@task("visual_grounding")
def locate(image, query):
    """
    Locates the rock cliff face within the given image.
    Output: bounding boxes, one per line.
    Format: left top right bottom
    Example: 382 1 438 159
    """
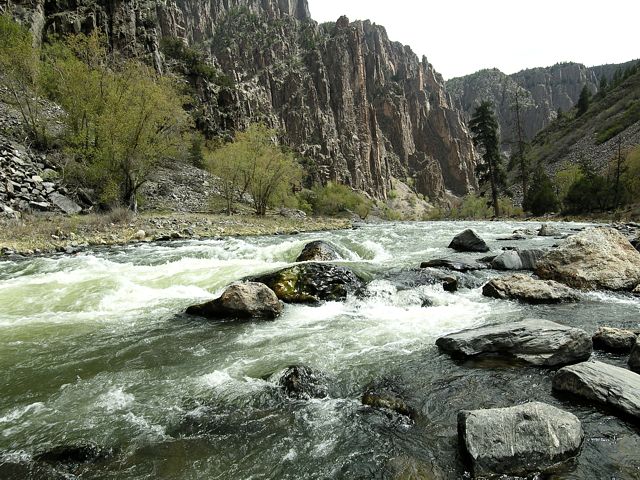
447 62 635 149
5 0 477 201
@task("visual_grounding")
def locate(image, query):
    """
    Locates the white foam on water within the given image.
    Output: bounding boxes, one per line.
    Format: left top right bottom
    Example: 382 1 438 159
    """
98 387 135 413
0 402 47 424
123 412 167 441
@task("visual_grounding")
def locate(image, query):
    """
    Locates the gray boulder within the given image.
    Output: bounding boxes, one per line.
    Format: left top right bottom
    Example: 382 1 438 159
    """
536 227 640 291
277 365 328 400
49 192 82 215
436 319 592 367
592 327 637 353
491 249 545 271
296 240 341 262
459 402 583 478
553 361 640 422
420 259 488 272
539 223 560 237
186 282 283 319
630 343 640 372
482 274 579 304
448 229 490 253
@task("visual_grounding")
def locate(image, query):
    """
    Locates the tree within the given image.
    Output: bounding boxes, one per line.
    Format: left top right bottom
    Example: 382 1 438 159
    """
563 159 611 213
206 124 302 216
508 88 530 197
598 75 609 97
0 14 47 147
469 101 507 217
522 166 559 215
576 85 591 117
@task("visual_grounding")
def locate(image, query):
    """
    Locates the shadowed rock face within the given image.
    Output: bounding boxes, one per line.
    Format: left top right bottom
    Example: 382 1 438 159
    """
7 0 477 203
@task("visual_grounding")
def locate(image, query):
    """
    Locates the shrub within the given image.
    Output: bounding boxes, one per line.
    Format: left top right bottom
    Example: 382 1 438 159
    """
523 168 559 215
309 183 372 219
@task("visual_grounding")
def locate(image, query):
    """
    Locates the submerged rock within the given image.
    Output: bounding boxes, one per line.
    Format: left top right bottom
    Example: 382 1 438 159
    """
630 343 640 372
34 443 111 466
361 379 416 419
420 259 488 272
491 248 545 271
295 240 341 262
535 227 640 291
458 402 583 478
448 229 490 253
186 283 283 319
251 263 364 303
436 319 592 367
592 327 637 353
277 365 328 400
482 274 579 304
553 361 640 422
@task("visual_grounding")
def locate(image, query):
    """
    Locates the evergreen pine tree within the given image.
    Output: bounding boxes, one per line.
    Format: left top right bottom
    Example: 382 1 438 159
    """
576 85 591 117
522 166 559 215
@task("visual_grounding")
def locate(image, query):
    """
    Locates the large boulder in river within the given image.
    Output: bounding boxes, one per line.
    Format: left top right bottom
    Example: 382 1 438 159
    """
482 274 579 304
277 365 328 400
535 227 640 291
592 327 637 353
295 240 341 262
186 283 283 319
630 343 640 373
553 361 640 422
251 263 364 303
491 249 545 271
538 223 560 237
448 229 490 253
458 402 583 478
436 319 592 367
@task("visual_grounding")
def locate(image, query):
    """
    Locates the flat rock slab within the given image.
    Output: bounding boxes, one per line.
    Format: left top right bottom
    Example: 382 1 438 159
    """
536 227 640 291
553 361 640 422
420 259 488 272
459 402 583 478
448 229 490 253
436 319 592 367
483 274 579 304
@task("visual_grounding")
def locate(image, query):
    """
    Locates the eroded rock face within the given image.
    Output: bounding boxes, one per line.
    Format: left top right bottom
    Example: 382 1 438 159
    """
6 0 477 203
186 282 283 319
458 402 584 478
482 274 579 304
296 241 340 262
436 319 592 367
535 227 640 291
448 229 489 253
592 327 637 353
251 262 364 303
553 361 640 422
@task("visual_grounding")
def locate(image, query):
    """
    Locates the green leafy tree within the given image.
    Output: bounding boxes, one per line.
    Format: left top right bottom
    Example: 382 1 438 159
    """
563 160 611 213
469 101 507 217
206 124 302 216
0 14 47 146
522 167 559 215
622 146 640 201
576 85 591 117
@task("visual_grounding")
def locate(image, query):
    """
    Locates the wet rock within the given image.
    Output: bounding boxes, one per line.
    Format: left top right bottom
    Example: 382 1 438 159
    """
295 240 341 262
0 459 67 480
592 327 637 353
436 319 592 367
458 402 583 478
186 283 283 320
442 276 458 293
553 361 640 422
420 259 488 272
277 365 328 400
34 443 111 466
538 223 560 237
535 227 640 291
250 263 364 303
482 274 579 304
491 249 545 271
630 343 640 372
362 379 416 419
448 229 490 252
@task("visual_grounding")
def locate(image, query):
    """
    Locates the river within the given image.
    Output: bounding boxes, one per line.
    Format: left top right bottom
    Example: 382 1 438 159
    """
1 221 639 479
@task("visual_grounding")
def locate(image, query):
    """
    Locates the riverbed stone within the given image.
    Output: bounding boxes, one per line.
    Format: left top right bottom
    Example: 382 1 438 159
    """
458 402 583 478
482 274 579 304
436 319 592 367
186 282 283 319
34 443 112 466
553 361 640 422
362 382 416 419
592 327 637 353
535 227 640 291
448 229 490 253
420 258 488 272
491 249 546 271
630 343 640 372
251 263 364 303
295 240 341 262
277 365 328 400
538 223 560 237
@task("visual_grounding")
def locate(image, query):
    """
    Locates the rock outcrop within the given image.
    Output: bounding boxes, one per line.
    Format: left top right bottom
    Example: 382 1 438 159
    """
553 361 640 422
436 319 592 367
6 0 478 204
592 327 637 353
186 282 283 319
535 227 640 291
458 402 584 478
482 274 579 304
448 229 489 252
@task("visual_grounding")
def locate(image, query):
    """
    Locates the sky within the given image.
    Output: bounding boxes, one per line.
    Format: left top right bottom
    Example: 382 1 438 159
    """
308 0 639 80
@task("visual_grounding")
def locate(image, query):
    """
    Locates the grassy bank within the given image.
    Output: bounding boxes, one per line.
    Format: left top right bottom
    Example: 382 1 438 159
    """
0 211 351 256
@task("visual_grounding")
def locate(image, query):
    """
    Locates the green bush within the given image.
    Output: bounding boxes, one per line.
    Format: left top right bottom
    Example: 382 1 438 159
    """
308 183 372 219
523 168 559 215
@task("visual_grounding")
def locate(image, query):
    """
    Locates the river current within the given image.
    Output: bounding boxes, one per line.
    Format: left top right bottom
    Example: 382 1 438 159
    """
1 221 639 479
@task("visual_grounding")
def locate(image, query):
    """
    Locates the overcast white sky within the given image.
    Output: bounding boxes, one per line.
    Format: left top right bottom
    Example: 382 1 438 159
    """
308 0 639 79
